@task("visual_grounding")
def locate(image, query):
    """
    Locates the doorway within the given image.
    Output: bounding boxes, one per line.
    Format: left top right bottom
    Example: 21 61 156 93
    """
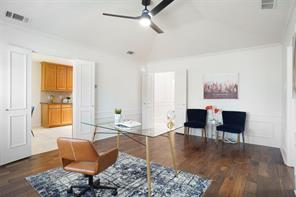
1 45 96 165
142 70 187 130
31 53 73 155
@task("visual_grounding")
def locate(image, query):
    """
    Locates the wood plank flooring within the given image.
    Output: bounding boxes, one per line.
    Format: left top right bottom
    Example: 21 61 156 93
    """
0 134 294 197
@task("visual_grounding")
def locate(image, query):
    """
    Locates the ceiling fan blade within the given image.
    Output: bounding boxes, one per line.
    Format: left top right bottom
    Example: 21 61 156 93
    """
150 0 174 16
150 22 164 34
103 13 140 20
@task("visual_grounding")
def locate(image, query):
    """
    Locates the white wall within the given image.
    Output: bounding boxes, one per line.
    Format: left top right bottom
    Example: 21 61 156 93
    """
0 22 142 140
146 44 283 148
281 2 296 167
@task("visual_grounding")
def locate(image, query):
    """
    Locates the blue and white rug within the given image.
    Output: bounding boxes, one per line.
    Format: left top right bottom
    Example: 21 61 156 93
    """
26 153 211 197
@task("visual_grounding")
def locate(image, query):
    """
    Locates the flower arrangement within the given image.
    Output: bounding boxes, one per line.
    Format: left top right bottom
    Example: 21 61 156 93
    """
205 105 215 122
205 105 222 123
205 105 213 110
214 108 220 114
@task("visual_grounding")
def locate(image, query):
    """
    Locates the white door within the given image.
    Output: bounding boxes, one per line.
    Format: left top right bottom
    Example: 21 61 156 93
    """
1 46 32 165
72 60 95 140
142 73 154 128
154 72 175 127
174 69 187 133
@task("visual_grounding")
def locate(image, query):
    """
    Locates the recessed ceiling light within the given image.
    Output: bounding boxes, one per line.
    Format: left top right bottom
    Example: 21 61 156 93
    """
127 51 135 55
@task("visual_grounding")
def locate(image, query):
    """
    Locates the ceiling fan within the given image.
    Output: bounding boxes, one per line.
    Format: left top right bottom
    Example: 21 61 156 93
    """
102 0 175 34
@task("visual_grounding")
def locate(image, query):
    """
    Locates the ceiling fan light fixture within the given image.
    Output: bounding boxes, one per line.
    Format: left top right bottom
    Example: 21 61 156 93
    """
102 0 174 33
139 17 151 27
139 10 151 27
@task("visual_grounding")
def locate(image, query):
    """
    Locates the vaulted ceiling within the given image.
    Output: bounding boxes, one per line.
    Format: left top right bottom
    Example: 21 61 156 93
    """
0 0 293 62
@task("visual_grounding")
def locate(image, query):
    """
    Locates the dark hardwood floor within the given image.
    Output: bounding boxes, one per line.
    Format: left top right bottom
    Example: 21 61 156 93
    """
0 134 294 197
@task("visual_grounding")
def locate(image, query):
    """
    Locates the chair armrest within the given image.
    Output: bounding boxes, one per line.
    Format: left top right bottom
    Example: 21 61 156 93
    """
98 148 118 172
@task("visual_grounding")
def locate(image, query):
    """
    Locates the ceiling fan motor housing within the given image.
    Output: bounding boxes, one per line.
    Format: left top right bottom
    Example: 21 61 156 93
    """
142 9 151 19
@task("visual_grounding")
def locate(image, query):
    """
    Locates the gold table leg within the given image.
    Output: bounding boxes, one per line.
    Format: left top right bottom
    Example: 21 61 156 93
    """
117 130 120 149
92 127 97 143
145 137 152 197
168 131 178 175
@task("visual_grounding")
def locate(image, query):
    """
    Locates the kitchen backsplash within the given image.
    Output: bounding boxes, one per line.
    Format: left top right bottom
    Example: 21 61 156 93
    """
41 91 72 103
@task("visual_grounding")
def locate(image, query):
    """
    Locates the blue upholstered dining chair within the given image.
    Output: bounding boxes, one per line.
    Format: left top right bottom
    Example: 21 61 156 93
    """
216 111 247 148
184 109 208 142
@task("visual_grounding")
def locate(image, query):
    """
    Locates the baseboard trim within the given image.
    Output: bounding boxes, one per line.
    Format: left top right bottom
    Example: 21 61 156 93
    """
280 145 295 167
280 147 288 165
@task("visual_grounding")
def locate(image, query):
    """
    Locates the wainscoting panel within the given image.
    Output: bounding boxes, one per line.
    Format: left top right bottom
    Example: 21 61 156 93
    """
245 114 281 148
184 113 282 148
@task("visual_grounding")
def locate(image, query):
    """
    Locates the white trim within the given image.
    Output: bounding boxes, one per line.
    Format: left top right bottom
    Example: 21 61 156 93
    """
280 146 290 166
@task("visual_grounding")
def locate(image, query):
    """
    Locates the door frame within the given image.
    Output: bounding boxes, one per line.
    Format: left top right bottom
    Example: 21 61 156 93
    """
0 43 97 165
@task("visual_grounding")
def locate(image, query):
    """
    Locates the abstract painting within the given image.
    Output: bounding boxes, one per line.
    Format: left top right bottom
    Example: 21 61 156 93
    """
204 73 239 99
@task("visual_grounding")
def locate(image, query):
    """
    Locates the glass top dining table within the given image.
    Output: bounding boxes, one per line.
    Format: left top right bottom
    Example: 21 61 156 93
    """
81 121 184 139
81 120 182 197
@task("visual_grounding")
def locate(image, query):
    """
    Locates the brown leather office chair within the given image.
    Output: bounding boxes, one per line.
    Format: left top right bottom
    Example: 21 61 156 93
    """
57 137 118 196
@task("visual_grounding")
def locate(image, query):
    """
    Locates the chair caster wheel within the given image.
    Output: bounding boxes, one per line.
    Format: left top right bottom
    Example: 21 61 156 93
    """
112 189 117 196
67 188 73 193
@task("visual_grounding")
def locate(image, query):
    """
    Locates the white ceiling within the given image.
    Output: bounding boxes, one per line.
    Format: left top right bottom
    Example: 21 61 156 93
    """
0 0 293 62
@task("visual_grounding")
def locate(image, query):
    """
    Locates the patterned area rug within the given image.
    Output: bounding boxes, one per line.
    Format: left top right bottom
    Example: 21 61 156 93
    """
26 153 211 197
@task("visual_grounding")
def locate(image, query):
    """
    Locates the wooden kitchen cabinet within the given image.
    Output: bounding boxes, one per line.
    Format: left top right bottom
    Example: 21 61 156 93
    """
61 104 72 125
66 67 73 91
49 108 61 126
41 103 72 128
41 62 73 92
56 66 67 90
41 63 57 91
